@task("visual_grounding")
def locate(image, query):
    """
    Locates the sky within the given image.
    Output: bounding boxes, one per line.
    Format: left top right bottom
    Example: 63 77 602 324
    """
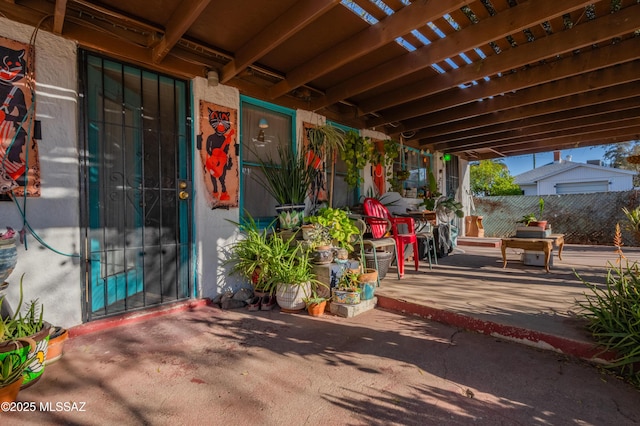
501 145 608 176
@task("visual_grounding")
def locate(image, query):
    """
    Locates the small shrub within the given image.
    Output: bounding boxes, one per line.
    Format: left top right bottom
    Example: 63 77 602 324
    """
576 224 640 388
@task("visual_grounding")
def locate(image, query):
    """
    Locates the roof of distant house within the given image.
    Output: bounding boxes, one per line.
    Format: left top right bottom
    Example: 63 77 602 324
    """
514 160 636 185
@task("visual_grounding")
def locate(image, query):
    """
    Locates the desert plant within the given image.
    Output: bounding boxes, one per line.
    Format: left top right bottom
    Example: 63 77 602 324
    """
0 275 44 342
576 224 640 388
622 206 640 234
251 143 317 206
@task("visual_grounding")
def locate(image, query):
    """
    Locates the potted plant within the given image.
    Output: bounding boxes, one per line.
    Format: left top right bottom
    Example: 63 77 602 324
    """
341 130 374 189
303 223 333 264
0 275 51 389
306 124 345 207
225 215 279 296
303 291 328 317
333 268 362 305
251 143 318 230
518 197 547 229
45 326 69 364
0 339 34 403
307 207 360 258
273 241 320 312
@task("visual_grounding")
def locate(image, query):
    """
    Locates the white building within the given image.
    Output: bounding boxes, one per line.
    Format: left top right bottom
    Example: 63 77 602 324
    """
514 151 636 196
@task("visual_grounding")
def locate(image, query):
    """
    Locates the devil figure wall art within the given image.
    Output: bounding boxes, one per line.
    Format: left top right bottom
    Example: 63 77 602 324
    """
198 101 238 209
0 36 39 197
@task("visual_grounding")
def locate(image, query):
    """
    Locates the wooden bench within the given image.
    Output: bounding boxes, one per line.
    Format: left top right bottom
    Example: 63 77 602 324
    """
501 237 560 273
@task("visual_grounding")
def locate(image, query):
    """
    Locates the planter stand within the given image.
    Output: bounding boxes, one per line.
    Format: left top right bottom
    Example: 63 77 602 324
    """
329 297 377 318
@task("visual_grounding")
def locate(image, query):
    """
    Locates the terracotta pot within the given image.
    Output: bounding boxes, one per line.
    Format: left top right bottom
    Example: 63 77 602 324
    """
307 300 327 317
0 376 24 404
529 220 547 229
45 326 69 365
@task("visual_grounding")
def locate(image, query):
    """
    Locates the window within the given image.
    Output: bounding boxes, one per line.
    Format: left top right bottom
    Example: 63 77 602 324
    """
240 97 295 226
393 147 432 197
445 154 460 198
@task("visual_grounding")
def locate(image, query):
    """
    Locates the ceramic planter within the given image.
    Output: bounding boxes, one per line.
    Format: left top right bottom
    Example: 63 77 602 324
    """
332 289 361 305
275 204 306 230
312 247 333 265
0 238 17 282
276 281 311 312
0 322 50 390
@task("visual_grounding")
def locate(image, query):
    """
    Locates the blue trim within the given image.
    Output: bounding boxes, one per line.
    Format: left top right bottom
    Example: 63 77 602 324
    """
239 96 296 227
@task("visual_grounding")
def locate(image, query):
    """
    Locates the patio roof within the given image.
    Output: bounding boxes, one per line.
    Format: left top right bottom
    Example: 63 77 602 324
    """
2 0 639 159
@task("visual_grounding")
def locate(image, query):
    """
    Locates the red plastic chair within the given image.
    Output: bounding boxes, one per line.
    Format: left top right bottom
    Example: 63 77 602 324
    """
362 198 419 277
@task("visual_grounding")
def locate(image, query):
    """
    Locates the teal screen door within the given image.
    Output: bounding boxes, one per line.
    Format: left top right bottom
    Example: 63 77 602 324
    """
82 52 192 319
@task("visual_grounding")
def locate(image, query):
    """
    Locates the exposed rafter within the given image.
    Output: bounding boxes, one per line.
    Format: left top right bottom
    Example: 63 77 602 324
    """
267 0 469 100
151 0 212 64
53 0 67 34
359 4 640 115
221 0 339 83
312 0 596 111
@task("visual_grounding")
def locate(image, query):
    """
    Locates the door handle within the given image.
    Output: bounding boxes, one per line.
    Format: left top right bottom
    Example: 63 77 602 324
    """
179 191 189 200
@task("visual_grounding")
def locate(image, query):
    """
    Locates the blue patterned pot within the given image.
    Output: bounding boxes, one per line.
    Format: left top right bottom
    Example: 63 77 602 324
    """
0 240 17 283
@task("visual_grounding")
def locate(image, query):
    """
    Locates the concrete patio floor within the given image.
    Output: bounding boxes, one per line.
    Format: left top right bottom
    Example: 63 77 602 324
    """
375 239 640 361
5 241 640 425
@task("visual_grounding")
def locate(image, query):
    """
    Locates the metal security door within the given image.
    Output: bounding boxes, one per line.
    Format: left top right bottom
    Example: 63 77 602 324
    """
81 52 192 320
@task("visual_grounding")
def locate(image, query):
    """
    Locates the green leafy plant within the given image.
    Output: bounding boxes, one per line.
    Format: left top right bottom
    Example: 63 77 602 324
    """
0 275 44 342
337 269 361 292
518 213 537 226
622 206 640 233
303 290 328 306
225 214 295 294
517 198 545 226
303 223 332 249
306 124 345 207
576 225 640 388
251 144 317 206
340 131 374 188
271 242 317 286
307 207 360 252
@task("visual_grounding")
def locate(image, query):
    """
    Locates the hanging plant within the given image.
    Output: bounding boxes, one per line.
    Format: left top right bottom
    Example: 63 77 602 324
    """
340 130 373 188
371 138 399 187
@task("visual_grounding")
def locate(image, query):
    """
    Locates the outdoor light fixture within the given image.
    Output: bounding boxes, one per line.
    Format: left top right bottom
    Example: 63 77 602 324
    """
442 153 452 162
207 70 219 87
257 118 269 142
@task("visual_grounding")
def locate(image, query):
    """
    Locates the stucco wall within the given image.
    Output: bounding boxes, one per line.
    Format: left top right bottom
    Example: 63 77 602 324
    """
0 18 81 328
191 77 245 300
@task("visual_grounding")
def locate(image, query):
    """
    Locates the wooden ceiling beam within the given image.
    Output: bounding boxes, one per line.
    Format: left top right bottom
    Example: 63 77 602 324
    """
410 87 640 142
151 0 212 64
221 0 339 84
422 99 640 148
267 0 469 99
52 0 67 34
390 59 640 137
311 0 596 111
369 38 640 128
441 113 640 153
60 21 205 78
476 128 640 159
359 4 640 115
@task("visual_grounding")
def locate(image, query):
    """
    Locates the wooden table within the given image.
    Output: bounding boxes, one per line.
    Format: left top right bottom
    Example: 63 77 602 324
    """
501 238 554 272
